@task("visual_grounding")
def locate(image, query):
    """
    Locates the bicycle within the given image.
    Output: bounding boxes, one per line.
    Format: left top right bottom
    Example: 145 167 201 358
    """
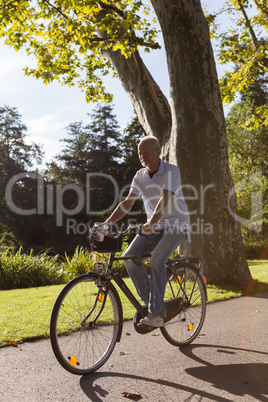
50 224 207 375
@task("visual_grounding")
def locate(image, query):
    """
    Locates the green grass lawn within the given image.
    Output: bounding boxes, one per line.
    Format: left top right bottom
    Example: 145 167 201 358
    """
248 260 268 285
1 260 267 348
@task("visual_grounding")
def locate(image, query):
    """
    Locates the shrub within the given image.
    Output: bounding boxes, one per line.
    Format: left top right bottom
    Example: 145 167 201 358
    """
0 248 66 290
63 243 131 280
0 229 17 253
63 247 93 280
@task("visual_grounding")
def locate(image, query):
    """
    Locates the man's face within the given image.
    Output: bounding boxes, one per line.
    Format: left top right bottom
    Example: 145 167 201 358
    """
138 140 160 171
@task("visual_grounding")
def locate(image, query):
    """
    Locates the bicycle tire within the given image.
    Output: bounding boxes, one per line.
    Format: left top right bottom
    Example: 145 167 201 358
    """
161 262 207 346
50 272 122 375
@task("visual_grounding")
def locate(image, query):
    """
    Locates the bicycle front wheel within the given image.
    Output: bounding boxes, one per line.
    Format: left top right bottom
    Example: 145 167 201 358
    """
161 263 207 346
50 272 122 375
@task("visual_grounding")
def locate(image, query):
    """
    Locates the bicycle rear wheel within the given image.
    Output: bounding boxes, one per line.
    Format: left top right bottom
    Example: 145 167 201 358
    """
161 263 207 346
50 272 122 375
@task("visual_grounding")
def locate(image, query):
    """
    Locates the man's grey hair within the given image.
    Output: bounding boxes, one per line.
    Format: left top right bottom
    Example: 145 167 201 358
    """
138 136 161 150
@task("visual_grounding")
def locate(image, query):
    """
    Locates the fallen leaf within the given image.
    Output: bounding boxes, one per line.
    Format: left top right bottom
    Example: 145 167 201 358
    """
10 340 18 347
125 332 131 336
151 333 160 336
121 391 141 399
119 351 129 355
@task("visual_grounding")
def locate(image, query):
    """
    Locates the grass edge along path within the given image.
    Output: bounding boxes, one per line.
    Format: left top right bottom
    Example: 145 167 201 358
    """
1 260 268 348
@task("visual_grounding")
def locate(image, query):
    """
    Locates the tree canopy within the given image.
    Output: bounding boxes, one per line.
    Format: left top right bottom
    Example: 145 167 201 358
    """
0 0 159 102
206 0 268 127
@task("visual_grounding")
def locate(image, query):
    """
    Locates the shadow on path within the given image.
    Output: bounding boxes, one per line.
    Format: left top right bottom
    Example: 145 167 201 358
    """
247 288 268 299
182 343 268 402
80 343 268 401
80 371 234 402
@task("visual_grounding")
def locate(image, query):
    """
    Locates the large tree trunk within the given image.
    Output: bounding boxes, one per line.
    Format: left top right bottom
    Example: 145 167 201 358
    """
151 0 251 287
101 48 173 157
101 0 252 288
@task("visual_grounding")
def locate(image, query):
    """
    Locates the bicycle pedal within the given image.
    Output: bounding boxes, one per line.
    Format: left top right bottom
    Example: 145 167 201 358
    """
137 322 156 332
137 322 149 328
137 321 164 329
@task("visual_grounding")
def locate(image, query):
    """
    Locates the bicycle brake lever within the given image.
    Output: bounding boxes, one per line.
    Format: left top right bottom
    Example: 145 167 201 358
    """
137 225 143 236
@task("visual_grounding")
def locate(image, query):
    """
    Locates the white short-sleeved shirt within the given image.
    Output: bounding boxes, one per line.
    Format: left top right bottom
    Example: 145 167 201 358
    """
130 160 190 241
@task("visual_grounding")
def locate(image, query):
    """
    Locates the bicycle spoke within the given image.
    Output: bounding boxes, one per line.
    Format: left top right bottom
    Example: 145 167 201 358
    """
50 273 121 375
161 263 206 346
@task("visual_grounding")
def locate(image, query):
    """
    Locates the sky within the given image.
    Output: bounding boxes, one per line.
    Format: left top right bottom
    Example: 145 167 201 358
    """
0 1 228 167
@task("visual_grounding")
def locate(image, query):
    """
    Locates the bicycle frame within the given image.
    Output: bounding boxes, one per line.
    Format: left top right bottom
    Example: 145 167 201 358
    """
98 252 205 323
90 241 206 332
105 252 152 318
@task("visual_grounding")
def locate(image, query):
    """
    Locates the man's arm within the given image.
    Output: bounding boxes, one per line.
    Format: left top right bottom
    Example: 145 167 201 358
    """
143 189 174 234
104 192 138 224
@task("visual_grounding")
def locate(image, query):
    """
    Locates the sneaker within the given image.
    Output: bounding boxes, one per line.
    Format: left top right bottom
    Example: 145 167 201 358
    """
139 313 164 327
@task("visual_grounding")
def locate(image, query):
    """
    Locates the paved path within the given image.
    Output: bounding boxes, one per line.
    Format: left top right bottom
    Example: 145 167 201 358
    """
1 292 268 402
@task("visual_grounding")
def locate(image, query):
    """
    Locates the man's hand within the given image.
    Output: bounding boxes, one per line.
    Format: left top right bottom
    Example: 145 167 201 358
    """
142 222 156 235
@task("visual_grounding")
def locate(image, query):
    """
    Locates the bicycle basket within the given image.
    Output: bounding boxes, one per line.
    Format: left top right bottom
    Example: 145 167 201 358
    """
89 229 123 253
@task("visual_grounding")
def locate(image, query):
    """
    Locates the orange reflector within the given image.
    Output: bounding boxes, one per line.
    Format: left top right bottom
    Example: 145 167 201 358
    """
69 356 77 366
98 293 105 302
188 323 193 331
176 276 181 283
204 276 208 284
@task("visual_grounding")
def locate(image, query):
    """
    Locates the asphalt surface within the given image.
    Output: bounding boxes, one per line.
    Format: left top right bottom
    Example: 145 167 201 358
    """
1 292 268 402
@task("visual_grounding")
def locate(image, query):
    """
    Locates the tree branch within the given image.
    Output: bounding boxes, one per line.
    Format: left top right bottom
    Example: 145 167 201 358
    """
90 35 161 49
101 46 171 147
0 0 20 9
252 0 268 19
98 1 125 19
237 0 259 49
95 1 160 50
216 7 236 15
42 0 68 19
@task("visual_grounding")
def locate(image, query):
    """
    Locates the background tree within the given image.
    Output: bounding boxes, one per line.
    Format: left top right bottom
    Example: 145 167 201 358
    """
86 104 122 216
0 105 42 175
86 104 121 173
45 104 122 229
0 105 44 249
206 0 268 256
47 121 93 188
206 0 268 127
0 1 253 287
226 98 268 256
120 113 145 185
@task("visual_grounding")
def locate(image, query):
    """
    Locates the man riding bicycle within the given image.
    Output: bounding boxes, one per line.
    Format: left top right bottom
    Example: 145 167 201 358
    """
103 136 190 327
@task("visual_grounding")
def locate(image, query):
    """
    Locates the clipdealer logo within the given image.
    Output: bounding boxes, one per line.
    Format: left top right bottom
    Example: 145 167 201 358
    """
4 171 264 235
5 172 122 226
